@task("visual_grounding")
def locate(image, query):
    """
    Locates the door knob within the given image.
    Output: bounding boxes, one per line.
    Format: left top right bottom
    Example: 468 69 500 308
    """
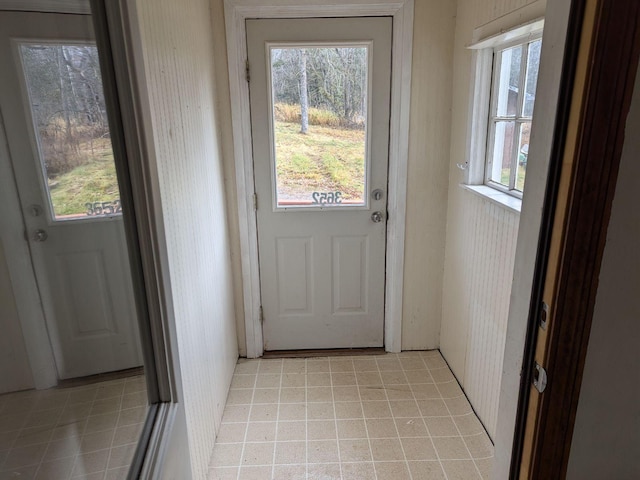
371 211 384 223
32 229 48 242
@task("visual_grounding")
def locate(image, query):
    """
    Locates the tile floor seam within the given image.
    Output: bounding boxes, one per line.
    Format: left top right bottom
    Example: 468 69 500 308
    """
236 362 259 480
329 359 346 479
100 384 126 479
39 390 70 478
434 377 485 479
353 364 378 480
73 381 104 478
417 353 450 480
269 359 283 479
379 356 413 480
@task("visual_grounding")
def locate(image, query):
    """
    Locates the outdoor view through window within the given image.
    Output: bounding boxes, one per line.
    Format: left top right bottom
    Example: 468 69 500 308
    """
20 44 121 220
270 46 369 207
488 38 541 193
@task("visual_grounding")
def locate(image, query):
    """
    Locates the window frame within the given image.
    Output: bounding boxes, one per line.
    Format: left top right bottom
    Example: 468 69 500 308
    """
485 33 543 197
462 19 544 209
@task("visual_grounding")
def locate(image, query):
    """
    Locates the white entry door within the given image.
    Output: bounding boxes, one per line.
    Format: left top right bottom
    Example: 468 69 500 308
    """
247 18 392 350
0 12 142 378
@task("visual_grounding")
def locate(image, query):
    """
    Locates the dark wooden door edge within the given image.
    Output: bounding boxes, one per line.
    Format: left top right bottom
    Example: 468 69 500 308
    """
511 1 640 478
509 0 588 476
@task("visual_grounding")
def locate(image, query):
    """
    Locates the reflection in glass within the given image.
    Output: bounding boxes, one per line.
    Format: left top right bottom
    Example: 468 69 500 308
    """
524 39 542 117
20 44 121 220
490 121 516 186
1 39 148 478
270 47 368 207
495 45 522 118
516 123 531 192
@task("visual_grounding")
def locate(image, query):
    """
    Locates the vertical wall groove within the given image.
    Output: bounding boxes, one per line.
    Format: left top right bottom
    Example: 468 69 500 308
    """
459 195 519 438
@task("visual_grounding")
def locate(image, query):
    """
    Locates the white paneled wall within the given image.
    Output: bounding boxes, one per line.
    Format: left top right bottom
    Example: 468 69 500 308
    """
135 0 238 478
441 0 538 439
459 191 518 437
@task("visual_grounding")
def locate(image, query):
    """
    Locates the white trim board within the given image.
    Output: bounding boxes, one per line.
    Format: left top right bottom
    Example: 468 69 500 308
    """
224 0 414 357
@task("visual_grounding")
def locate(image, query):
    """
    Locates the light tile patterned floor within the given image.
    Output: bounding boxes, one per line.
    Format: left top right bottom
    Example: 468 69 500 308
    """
0 375 147 480
208 351 493 480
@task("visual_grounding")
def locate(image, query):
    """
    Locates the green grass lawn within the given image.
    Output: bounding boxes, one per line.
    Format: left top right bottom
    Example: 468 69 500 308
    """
47 120 365 215
274 121 365 201
48 146 120 216
500 165 527 192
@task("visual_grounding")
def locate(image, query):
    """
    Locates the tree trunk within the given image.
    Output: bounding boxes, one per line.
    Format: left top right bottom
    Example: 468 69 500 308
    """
57 46 72 142
299 49 309 134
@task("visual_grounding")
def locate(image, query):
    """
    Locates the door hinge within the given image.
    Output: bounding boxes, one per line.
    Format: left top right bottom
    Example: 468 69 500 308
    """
245 59 250 83
533 361 547 393
259 305 264 324
253 193 258 210
540 301 549 330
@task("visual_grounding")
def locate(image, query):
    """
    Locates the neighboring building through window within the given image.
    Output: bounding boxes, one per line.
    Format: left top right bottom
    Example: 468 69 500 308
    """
486 36 542 194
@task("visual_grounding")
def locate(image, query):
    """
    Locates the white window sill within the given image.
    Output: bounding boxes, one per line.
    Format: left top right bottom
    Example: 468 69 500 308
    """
460 184 522 214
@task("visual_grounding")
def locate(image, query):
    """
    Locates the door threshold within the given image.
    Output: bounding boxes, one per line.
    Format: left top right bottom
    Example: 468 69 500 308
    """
56 366 144 388
262 347 386 359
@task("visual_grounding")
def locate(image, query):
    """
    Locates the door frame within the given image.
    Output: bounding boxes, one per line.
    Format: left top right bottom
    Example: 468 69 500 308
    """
510 0 640 477
224 0 415 358
0 106 58 390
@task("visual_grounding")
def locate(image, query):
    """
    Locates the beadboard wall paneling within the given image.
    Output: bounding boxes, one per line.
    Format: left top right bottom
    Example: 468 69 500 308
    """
441 0 538 438
460 193 519 437
135 0 238 478
475 0 537 26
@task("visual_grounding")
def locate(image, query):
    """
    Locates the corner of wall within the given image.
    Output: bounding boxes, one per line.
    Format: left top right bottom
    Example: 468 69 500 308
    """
400 0 456 351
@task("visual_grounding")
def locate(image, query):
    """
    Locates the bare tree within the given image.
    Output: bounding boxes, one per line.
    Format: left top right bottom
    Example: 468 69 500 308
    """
299 49 309 134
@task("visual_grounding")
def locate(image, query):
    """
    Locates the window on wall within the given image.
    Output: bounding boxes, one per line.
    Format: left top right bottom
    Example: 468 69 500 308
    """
486 36 542 194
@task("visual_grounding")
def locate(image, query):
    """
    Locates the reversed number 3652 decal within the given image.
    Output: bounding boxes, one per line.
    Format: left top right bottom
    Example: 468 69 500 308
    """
85 199 122 216
311 191 342 205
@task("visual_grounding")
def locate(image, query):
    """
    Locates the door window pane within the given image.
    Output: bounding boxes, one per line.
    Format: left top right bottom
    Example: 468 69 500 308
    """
270 46 368 207
20 43 121 220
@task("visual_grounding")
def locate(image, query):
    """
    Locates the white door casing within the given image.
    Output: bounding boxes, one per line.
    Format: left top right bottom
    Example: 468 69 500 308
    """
0 11 142 379
224 0 414 357
248 17 391 350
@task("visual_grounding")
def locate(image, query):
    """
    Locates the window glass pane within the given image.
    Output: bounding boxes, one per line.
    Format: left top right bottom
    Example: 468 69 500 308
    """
270 46 368 207
20 44 121 220
516 122 531 191
495 45 522 117
523 39 542 117
489 121 516 186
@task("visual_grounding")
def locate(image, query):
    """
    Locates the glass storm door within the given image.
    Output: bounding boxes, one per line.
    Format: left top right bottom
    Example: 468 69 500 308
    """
0 13 142 378
247 17 392 350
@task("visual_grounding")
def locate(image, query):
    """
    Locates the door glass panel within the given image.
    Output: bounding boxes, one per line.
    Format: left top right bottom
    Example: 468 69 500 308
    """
270 46 368 207
19 43 122 221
